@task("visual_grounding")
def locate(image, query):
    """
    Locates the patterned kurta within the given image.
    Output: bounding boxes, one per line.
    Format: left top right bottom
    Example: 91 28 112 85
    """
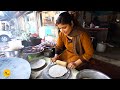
55 31 94 63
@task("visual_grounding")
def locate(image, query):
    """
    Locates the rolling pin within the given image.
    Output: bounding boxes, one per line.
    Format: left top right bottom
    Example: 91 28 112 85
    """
55 60 67 67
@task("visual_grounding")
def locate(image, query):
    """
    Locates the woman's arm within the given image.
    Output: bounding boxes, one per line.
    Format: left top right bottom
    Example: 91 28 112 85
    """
51 32 65 62
67 59 82 69
55 32 65 55
80 31 94 61
51 54 59 62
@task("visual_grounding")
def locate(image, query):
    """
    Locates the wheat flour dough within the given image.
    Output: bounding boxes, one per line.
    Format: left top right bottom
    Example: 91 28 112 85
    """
48 64 68 77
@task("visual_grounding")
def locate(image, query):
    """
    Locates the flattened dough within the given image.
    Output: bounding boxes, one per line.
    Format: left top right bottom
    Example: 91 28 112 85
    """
48 65 68 77
31 59 46 69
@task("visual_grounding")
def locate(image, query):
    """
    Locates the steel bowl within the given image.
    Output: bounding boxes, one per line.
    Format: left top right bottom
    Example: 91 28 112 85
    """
3 49 21 57
76 69 111 79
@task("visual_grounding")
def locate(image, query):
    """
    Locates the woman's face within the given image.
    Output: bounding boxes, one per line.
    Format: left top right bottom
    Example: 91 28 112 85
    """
57 24 73 36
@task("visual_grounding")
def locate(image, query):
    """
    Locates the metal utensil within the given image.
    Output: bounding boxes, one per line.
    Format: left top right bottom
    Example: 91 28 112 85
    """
76 69 111 79
3 49 21 57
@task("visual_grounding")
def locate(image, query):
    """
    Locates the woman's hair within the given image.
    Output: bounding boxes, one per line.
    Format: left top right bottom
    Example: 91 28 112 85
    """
56 12 76 25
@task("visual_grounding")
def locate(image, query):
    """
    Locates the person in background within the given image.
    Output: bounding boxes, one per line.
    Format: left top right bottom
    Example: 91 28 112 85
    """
51 12 94 69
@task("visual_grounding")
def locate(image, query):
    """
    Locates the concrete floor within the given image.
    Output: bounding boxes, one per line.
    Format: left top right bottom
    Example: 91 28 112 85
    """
93 46 120 68
95 47 120 61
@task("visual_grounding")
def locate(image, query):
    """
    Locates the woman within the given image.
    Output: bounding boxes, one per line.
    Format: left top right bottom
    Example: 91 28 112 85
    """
51 12 94 69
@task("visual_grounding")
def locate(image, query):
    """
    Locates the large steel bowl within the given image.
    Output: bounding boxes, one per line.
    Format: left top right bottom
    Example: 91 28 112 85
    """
76 69 111 79
3 49 22 57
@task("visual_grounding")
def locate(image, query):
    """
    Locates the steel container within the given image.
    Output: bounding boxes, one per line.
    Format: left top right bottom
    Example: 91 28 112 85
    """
3 49 21 57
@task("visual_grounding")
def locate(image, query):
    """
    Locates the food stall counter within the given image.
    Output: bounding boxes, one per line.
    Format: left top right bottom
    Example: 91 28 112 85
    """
35 56 79 79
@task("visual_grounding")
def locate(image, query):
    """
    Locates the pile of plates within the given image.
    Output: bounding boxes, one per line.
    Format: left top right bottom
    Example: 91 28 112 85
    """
30 59 47 79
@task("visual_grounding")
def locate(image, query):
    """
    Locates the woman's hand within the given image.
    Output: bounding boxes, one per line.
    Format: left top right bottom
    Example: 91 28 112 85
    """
67 62 77 69
51 57 57 62
51 54 59 62
67 59 83 69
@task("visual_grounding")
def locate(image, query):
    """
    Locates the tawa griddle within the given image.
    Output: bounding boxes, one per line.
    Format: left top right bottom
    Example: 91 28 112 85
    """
0 57 31 79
